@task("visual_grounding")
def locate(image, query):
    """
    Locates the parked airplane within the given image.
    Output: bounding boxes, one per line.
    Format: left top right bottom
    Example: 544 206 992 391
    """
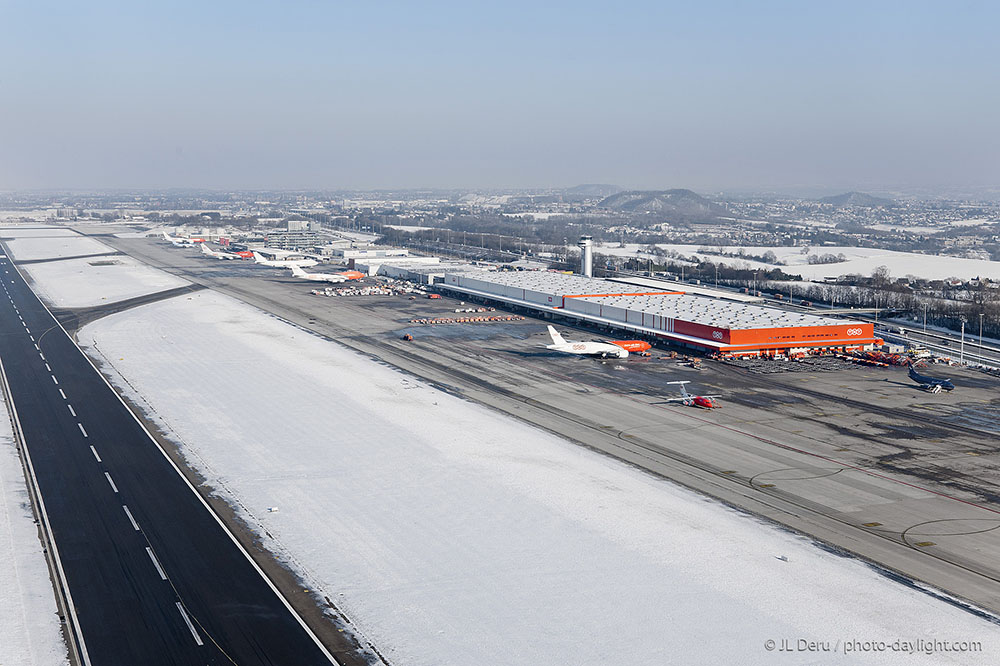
251 251 318 268
288 264 365 283
908 365 954 393
162 231 204 247
665 381 721 408
200 243 253 260
545 325 630 358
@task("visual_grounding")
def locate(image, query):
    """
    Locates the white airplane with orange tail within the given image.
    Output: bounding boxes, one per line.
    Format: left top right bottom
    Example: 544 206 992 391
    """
288 264 365 283
201 243 253 260
545 325 652 359
162 231 204 247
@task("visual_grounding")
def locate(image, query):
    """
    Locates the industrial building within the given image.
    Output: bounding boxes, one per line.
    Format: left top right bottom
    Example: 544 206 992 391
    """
442 270 881 357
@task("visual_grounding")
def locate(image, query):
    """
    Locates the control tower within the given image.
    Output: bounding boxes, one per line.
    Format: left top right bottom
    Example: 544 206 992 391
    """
578 235 594 277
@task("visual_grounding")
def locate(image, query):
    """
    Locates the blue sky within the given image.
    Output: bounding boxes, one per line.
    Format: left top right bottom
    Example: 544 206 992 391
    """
1 1 997 191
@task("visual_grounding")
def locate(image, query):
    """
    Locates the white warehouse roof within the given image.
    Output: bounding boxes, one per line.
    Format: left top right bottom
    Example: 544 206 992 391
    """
445 270 857 331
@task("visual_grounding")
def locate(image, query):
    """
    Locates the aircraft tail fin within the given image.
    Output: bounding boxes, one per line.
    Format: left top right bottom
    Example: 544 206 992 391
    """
667 380 691 398
547 325 565 346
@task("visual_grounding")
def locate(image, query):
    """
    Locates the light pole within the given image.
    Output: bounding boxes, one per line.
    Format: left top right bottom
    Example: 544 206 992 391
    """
923 303 928 333
960 318 966 365
980 312 985 352
715 264 719 288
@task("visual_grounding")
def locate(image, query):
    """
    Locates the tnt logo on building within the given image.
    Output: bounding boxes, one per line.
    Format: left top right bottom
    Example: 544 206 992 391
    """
846 328 864 336
711 331 724 340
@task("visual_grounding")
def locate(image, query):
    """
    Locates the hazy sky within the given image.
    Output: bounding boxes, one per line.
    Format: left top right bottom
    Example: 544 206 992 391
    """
1 1 998 192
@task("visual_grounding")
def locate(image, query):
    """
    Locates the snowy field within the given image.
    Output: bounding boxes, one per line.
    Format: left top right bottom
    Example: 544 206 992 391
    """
0 394 69 665
595 243 1000 282
3 235 114 262
76 290 999 666
21 255 189 308
0 227 79 238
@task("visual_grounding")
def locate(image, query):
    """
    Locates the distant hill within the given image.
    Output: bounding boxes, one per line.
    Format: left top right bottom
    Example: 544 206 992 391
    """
818 191 894 208
563 184 622 198
597 189 725 218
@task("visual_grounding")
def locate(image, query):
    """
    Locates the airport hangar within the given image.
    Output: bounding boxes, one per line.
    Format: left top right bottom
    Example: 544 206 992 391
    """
441 270 881 357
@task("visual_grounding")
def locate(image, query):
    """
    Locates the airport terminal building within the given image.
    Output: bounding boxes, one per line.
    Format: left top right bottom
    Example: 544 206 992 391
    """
442 270 880 357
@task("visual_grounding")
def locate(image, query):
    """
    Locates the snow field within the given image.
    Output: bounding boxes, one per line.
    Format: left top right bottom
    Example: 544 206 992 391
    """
0 394 69 665
3 235 115 262
594 243 1000 282
21 255 189 308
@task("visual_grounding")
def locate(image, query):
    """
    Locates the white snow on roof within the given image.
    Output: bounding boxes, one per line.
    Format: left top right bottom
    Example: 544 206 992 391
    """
76 289 998 666
608 275 764 302
450 270 857 330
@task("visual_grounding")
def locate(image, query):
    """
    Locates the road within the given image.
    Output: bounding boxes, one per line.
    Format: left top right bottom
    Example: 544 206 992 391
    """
0 246 337 665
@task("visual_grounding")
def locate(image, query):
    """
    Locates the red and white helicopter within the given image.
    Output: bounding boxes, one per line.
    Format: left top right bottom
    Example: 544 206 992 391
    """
665 380 721 408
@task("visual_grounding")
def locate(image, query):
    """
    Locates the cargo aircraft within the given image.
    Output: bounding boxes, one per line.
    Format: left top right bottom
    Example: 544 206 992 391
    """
908 365 954 393
251 251 318 268
200 244 253 260
162 231 204 246
288 264 365 283
665 381 721 408
545 325 650 359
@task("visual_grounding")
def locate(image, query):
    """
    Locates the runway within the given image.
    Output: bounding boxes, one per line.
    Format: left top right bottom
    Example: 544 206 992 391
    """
0 245 337 664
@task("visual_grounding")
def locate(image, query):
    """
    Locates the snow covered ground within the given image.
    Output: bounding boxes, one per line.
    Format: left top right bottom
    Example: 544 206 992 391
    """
0 393 69 665
76 290 1000 666
21 256 188 308
0 227 80 238
4 235 114 262
595 243 1000 282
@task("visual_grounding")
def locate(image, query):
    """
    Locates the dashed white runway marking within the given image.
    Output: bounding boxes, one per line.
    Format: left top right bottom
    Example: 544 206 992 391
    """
58 388 67 400
122 505 140 531
68 404 76 417
89 445 101 462
175 603 203 646
78 423 88 437
51 375 58 385
145 547 168 580
104 472 118 493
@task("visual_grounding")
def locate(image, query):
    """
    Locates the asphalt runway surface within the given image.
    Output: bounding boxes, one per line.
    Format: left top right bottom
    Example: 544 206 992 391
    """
97 233 1000 619
0 243 336 665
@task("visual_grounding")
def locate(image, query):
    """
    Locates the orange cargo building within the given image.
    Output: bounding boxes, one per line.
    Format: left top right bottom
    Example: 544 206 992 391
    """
443 271 881 356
